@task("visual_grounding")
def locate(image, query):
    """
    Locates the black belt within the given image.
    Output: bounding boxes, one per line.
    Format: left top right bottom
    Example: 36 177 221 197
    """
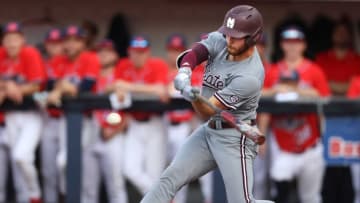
170 121 182 126
208 119 256 130
133 117 151 122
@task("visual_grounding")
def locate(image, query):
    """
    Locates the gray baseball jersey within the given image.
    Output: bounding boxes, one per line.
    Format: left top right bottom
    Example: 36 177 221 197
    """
200 31 264 121
141 32 272 203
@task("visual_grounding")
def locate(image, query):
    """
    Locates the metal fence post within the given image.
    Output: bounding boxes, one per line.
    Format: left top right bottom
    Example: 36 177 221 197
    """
65 111 83 203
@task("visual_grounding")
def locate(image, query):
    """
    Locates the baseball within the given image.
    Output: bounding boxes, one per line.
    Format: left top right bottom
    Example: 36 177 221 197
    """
106 112 122 125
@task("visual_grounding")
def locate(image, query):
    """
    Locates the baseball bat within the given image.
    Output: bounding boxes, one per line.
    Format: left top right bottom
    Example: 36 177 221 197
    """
194 93 266 145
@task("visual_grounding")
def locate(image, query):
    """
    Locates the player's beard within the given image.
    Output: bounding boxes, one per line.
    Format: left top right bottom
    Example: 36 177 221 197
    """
227 45 247 56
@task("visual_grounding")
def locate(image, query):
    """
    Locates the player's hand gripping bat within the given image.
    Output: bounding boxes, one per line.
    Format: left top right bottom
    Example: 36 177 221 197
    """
194 93 266 145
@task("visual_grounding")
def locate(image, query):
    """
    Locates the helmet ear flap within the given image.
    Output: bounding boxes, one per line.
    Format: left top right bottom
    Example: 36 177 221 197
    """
245 27 263 47
245 36 255 47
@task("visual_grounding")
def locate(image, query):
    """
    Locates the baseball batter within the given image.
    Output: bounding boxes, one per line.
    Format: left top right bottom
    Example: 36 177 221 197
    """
141 5 273 203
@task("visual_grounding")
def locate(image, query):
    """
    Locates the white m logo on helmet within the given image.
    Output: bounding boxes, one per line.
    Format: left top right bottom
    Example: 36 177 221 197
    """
226 17 235 29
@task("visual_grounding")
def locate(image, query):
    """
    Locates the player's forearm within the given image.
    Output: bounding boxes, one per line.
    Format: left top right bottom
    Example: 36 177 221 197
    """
329 81 349 95
191 99 216 120
257 113 271 136
54 80 78 97
296 88 319 98
179 43 209 70
261 88 276 97
0 81 6 91
108 80 132 93
19 83 41 95
127 84 162 95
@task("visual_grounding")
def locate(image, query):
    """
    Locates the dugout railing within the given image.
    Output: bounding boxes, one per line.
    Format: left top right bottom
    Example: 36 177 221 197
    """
0 94 358 203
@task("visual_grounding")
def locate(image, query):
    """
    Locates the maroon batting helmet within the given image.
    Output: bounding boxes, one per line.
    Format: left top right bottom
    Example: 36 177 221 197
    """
218 5 263 45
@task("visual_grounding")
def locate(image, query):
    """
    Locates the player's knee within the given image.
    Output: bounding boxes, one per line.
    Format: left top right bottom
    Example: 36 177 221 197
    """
12 151 32 168
56 152 66 171
160 165 187 190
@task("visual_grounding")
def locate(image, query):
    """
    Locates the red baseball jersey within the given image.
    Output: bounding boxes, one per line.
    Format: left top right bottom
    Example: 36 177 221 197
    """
316 50 360 83
265 59 330 153
60 51 100 88
347 76 360 98
45 55 68 81
45 51 100 117
166 64 205 123
115 57 169 120
0 46 45 84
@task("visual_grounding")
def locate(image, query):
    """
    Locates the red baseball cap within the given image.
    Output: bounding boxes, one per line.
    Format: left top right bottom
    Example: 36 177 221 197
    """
44 28 63 42
64 25 86 39
3 22 23 34
166 34 187 51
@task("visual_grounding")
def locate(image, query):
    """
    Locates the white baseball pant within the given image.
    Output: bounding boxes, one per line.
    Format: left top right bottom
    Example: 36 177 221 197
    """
124 116 166 195
0 126 9 202
82 133 128 203
5 111 43 202
270 135 324 203
40 116 61 203
352 164 360 203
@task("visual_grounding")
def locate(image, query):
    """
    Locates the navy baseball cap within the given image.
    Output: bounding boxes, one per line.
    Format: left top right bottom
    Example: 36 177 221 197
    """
96 39 115 50
129 35 150 51
64 25 86 39
3 22 23 34
280 69 300 82
166 34 187 51
44 28 63 42
281 27 305 41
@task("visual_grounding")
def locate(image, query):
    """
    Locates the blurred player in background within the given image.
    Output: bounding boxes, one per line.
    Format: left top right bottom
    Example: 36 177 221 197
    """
0 26 8 203
165 34 212 203
0 67 8 202
0 22 46 203
346 76 360 203
40 27 66 203
0 111 7 203
262 26 330 203
316 18 360 96
82 39 128 203
46 25 100 202
316 18 359 203
114 36 169 196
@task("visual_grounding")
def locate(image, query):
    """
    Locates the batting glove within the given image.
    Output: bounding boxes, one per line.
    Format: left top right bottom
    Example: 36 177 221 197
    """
181 85 200 102
174 67 192 91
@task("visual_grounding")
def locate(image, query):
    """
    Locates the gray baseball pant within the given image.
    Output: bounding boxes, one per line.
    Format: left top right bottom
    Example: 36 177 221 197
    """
141 123 274 203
